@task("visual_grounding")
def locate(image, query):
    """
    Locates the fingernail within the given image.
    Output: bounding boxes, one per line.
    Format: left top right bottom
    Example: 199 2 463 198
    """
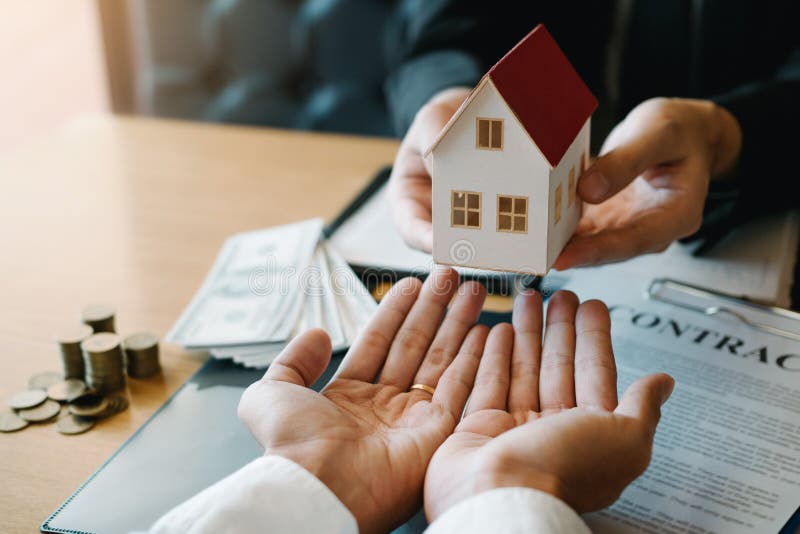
581 171 609 202
661 377 676 403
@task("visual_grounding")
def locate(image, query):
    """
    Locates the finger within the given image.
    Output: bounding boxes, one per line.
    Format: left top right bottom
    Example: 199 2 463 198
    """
615 373 675 434
379 267 460 389
388 169 434 252
539 291 579 411
579 116 682 203
263 328 332 387
413 281 487 389
574 300 617 411
432 324 489 421
336 277 422 381
465 323 513 415
552 218 678 270
508 290 543 412
388 94 463 253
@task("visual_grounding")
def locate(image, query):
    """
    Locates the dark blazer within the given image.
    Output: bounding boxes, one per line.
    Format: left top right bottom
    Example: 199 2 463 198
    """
385 0 800 232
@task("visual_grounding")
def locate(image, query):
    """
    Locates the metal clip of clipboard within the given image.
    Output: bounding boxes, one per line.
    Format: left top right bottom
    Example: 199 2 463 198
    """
646 278 800 342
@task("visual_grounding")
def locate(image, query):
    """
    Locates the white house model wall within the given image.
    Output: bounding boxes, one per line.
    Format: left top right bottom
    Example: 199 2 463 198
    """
429 79 589 275
430 79 553 274
546 118 590 269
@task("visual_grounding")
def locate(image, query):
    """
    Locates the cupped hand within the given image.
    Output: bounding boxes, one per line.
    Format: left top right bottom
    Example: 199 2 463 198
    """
424 290 675 521
555 97 742 269
238 267 489 534
388 87 472 252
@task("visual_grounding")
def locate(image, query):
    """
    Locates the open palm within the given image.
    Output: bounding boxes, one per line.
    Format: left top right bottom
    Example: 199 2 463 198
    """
239 268 489 534
425 290 675 521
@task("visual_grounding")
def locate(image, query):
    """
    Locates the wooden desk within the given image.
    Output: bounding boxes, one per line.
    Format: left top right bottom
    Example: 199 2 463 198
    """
0 115 399 532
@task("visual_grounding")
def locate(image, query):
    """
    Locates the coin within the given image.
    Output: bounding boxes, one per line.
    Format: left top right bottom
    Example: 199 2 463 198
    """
56 414 95 435
82 333 126 393
0 410 29 432
8 389 48 410
69 394 109 417
28 371 64 390
96 395 129 418
81 303 116 333
47 379 87 402
123 332 161 378
56 324 94 379
17 399 61 422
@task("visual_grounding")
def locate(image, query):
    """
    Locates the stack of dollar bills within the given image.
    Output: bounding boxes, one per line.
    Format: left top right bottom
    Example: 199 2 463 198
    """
166 218 377 368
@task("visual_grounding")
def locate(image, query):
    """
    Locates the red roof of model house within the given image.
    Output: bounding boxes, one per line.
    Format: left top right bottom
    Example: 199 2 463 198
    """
426 24 597 168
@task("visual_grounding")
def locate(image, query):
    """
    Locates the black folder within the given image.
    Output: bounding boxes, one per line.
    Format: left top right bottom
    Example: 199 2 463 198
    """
41 309 512 534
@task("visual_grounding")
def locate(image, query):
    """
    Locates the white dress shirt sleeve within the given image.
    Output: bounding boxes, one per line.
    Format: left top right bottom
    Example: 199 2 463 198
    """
425 487 591 534
148 455 358 534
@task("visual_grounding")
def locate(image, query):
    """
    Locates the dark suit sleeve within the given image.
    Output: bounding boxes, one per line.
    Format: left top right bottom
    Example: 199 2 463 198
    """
384 1 538 136
692 48 800 247
711 49 800 215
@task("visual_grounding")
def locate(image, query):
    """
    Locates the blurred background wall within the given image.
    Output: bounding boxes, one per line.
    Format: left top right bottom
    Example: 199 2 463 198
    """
1 0 401 155
0 0 109 151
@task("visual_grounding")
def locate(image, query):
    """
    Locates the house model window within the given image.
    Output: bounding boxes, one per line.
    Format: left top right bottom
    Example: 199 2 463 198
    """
568 167 576 207
497 195 528 233
476 118 503 150
451 190 481 229
554 184 563 224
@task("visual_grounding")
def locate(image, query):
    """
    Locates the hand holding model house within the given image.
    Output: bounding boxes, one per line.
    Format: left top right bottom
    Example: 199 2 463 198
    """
389 24 743 274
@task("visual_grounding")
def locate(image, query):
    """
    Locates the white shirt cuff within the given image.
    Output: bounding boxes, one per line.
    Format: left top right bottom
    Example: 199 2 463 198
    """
426 487 590 534
149 455 358 534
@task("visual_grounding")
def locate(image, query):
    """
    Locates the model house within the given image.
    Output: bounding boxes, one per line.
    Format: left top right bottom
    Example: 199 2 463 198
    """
425 24 597 274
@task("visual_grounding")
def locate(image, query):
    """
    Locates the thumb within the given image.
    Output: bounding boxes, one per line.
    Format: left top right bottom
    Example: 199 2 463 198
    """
262 328 332 387
615 373 675 432
579 118 682 203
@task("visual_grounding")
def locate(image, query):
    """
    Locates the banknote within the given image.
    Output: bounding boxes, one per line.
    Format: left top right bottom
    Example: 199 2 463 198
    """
212 241 378 368
166 218 323 347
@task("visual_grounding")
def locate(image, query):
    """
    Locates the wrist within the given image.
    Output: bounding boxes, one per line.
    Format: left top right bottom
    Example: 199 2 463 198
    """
264 445 364 521
459 451 568 509
265 445 392 534
708 101 743 179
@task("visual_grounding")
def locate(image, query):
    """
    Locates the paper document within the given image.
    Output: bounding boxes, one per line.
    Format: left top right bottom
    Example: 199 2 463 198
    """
559 274 800 533
564 211 799 307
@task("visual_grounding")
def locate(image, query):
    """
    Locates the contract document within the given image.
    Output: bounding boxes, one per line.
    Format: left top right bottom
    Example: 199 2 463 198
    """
561 275 800 533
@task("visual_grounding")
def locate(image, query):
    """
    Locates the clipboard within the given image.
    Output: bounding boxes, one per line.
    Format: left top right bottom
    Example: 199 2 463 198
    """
565 274 800 534
647 278 800 341
646 278 800 534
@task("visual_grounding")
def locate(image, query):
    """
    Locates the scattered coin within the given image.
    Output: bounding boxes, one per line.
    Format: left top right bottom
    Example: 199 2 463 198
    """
96 395 129 419
28 371 64 391
17 399 61 422
82 333 126 393
68 394 109 417
123 331 161 378
47 379 87 402
81 303 116 333
5 304 159 436
8 389 48 410
0 410 29 432
56 414 95 435
56 324 94 379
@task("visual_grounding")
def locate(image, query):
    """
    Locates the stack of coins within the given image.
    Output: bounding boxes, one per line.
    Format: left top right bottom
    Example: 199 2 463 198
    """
81 333 126 393
81 303 116 333
123 332 161 378
56 324 94 379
